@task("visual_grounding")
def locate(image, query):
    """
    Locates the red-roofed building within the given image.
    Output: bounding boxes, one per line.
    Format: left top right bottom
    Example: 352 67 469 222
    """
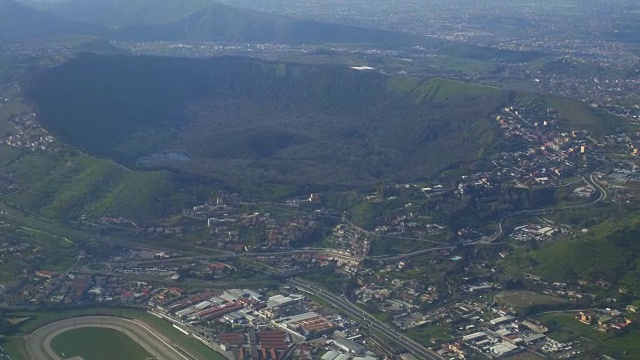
35 270 54 279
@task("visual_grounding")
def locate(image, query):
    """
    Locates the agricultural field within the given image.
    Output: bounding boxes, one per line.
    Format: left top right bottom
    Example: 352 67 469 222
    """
406 324 452 345
51 327 152 360
496 290 568 314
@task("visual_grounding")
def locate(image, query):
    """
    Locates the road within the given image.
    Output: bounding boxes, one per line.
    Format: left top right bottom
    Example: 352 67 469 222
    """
477 172 606 244
367 245 455 261
25 316 202 360
288 279 444 360
343 217 450 245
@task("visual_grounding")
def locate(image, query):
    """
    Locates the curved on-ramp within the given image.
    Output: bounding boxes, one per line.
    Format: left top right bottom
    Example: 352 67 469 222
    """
25 316 197 360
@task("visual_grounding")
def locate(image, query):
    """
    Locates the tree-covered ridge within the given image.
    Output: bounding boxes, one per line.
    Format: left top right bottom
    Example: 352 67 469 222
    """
27 54 509 194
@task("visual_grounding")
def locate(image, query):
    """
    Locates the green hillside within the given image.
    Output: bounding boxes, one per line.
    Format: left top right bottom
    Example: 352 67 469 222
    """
511 212 640 293
0 149 213 223
26 54 510 196
514 93 624 134
544 95 624 133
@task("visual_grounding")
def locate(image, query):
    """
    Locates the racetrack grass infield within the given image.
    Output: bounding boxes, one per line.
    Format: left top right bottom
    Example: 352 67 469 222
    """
5 307 225 360
51 327 152 360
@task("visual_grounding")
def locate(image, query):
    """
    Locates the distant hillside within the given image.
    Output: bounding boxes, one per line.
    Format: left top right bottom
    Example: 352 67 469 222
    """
42 0 407 45
110 3 412 46
35 0 545 62
14 0 65 10
27 54 509 196
46 0 220 28
0 0 102 39
12 0 546 63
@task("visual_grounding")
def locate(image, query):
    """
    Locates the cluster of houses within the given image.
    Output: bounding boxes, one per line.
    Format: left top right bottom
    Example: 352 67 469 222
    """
576 309 634 332
325 224 371 258
1 114 56 152
181 195 321 252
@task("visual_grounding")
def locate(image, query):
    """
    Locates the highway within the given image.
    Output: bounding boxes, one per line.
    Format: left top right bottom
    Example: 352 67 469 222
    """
288 279 444 360
367 245 455 261
25 316 202 360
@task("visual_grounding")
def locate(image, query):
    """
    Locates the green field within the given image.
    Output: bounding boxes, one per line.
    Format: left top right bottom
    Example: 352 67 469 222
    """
543 95 623 133
495 290 568 314
51 327 152 360
406 324 452 345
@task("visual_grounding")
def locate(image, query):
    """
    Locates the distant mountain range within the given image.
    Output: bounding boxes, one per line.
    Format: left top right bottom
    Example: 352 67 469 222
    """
109 3 412 45
45 0 221 28
0 0 103 39
0 0 411 46
4 0 545 62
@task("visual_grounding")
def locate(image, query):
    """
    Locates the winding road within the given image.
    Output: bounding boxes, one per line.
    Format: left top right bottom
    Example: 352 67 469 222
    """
25 316 201 360
476 172 607 245
364 172 608 261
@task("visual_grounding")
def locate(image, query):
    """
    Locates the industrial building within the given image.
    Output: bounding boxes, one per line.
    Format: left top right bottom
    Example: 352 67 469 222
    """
490 342 521 357
266 294 305 308
284 312 338 339
332 337 366 355
490 315 515 325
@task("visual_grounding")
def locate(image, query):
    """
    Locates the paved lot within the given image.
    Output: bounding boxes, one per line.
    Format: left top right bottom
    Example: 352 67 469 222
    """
25 316 197 360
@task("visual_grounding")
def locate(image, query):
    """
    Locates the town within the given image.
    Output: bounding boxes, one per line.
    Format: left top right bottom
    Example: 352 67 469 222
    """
0 1 640 359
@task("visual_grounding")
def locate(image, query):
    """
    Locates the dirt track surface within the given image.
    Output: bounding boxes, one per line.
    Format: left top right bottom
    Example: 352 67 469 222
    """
25 316 196 360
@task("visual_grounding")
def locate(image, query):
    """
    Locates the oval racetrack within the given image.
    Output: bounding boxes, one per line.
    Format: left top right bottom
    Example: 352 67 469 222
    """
25 316 195 360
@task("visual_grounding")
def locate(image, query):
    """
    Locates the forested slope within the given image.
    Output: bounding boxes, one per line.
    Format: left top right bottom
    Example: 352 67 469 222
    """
27 54 509 194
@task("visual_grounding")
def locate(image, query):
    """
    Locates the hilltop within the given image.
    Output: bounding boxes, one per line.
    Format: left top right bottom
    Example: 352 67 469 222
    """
27 54 509 197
